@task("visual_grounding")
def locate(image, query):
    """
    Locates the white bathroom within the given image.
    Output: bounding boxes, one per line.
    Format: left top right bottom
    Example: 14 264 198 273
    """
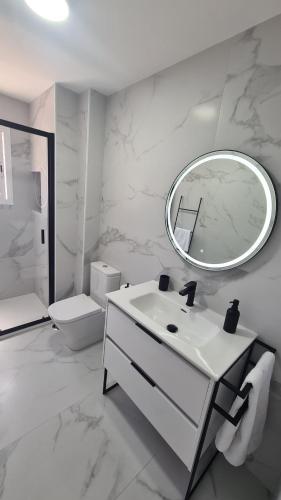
0 1 281 499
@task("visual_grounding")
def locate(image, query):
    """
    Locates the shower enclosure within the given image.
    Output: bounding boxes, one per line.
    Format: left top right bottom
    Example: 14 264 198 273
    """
0 118 54 335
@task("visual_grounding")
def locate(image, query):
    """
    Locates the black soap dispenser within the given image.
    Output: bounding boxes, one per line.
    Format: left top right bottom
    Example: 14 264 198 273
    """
223 299 240 334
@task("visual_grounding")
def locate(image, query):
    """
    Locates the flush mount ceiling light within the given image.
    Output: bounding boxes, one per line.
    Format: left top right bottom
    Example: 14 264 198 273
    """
25 0 69 22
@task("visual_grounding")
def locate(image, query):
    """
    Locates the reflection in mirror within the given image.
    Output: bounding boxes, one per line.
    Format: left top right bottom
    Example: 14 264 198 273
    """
166 151 277 271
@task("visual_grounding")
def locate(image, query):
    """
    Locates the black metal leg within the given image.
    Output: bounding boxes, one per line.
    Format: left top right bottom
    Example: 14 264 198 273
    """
101 338 275 499
239 344 254 386
186 450 218 499
184 382 220 499
102 368 108 394
102 368 119 395
184 340 264 498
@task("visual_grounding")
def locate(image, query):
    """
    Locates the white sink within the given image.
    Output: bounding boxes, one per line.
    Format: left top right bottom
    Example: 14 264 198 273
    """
130 292 219 348
106 280 257 380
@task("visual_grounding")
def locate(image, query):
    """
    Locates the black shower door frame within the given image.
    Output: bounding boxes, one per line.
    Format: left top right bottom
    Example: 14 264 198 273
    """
0 118 55 336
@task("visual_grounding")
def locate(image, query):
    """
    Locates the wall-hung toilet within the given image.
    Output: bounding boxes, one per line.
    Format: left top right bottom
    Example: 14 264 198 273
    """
48 261 121 350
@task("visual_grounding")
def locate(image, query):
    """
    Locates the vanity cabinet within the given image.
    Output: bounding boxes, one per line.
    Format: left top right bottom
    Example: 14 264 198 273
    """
103 302 224 471
106 303 210 424
102 281 260 499
104 338 199 469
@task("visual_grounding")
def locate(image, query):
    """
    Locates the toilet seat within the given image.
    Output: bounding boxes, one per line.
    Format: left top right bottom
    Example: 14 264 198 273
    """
48 294 102 324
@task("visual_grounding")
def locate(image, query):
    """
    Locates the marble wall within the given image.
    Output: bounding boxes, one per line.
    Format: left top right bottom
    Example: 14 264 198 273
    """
74 90 89 295
0 95 36 300
54 85 80 300
55 85 105 299
99 14 281 491
31 84 91 302
0 86 75 306
0 91 55 306
30 86 55 306
82 89 105 294
1 85 104 304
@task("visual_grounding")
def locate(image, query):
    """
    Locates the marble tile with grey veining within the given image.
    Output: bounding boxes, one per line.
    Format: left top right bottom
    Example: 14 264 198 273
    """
75 91 89 294
212 13 281 380
117 449 271 500
55 84 80 300
98 39 231 290
0 323 104 450
82 90 105 293
0 386 164 500
99 14 281 371
0 132 36 300
0 324 276 500
54 85 105 299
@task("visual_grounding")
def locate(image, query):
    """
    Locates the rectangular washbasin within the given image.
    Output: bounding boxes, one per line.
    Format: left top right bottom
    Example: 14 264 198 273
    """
106 280 257 380
130 292 220 348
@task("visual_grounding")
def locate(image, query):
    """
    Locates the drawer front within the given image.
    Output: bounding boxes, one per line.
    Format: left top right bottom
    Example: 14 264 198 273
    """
106 303 209 424
104 338 197 470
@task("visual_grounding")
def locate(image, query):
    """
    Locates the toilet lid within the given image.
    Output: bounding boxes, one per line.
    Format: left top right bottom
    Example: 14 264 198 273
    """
48 294 102 323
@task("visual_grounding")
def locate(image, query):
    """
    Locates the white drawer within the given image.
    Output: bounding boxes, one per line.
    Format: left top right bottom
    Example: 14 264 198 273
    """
104 338 198 470
106 303 210 424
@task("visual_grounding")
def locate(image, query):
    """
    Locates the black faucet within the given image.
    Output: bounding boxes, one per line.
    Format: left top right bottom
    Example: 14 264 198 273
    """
179 281 197 307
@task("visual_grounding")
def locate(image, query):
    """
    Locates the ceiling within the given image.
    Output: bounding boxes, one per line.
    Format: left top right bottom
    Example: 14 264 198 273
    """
0 0 281 102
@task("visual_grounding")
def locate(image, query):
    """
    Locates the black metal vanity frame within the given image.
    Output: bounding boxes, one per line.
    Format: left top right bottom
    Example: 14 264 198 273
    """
0 118 55 336
102 337 276 500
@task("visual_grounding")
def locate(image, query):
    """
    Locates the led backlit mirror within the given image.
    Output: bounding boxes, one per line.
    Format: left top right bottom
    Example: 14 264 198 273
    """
166 151 277 271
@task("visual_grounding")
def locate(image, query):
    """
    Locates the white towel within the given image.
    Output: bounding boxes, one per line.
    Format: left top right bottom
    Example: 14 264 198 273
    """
215 351 275 466
174 227 192 252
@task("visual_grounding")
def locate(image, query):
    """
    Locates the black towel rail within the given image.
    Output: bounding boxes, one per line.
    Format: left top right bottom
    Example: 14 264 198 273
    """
213 338 275 426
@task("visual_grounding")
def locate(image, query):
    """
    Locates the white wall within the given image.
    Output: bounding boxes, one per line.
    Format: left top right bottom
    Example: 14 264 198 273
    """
0 94 29 125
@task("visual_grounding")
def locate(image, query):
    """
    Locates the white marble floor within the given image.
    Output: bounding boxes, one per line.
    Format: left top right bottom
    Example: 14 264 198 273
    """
0 293 47 331
0 324 271 500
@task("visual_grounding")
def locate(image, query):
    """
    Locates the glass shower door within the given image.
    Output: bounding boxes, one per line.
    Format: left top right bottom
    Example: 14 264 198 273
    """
0 119 54 334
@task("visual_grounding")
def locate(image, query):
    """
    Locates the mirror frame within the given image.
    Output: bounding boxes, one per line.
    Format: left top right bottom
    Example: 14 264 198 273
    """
165 150 277 271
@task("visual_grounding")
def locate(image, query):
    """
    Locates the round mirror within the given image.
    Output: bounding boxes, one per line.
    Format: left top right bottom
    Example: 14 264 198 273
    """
165 151 277 271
